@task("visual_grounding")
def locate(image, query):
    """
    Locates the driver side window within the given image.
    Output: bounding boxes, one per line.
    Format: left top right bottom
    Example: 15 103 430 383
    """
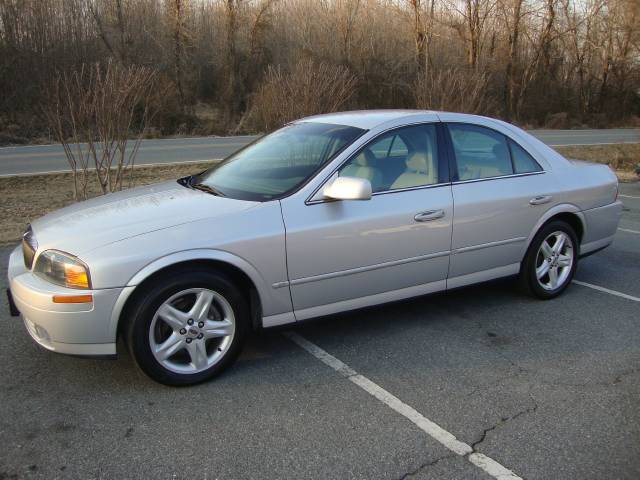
339 124 439 193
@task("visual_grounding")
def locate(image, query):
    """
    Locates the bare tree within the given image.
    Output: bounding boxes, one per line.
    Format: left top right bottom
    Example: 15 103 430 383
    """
447 0 496 69
89 0 132 64
248 0 277 84
337 0 362 65
409 0 427 74
595 0 638 115
499 0 526 119
514 0 558 118
44 61 159 199
224 0 242 120
405 0 437 75
561 0 606 117
165 0 193 112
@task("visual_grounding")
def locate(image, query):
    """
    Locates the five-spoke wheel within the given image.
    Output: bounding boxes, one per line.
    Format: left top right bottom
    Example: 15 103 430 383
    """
124 268 248 386
149 288 236 374
535 231 574 291
520 220 578 299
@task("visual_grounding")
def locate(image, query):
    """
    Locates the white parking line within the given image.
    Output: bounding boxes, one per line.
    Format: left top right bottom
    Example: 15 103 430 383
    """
573 280 640 302
619 194 640 199
284 331 522 480
619 227 640 234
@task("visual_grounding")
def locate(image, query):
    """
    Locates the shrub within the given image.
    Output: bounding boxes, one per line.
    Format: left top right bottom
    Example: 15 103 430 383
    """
249 59 358 132
413 67 495 115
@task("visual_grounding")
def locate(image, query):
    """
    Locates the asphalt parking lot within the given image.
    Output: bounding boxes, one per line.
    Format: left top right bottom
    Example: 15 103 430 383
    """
1 183 639 480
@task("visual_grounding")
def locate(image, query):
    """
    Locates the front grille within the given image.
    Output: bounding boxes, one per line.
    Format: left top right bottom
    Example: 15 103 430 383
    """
22 225 37 269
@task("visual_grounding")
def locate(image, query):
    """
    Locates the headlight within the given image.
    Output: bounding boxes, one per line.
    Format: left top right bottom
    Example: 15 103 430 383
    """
33 250 92 289
22 224 38 269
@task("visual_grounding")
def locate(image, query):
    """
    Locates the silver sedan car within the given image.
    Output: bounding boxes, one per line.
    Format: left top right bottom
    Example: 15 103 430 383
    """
7 111 622 385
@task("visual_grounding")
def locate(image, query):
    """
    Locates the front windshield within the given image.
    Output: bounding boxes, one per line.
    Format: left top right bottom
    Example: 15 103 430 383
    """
193 122 365 201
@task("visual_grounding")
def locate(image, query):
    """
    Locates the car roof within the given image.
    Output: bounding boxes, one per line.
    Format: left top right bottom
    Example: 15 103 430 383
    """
297 110 437 130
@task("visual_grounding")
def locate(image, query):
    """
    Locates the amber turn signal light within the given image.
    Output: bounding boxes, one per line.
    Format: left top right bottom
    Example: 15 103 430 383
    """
52 294 93 304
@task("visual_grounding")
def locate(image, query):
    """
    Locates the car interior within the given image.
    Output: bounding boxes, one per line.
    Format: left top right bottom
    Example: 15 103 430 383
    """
339 127 439 192
337 123 545 192
455 142 513 180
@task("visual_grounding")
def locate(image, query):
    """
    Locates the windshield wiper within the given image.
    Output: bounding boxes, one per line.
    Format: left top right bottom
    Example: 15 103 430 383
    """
178 175 226 197
190 181 226 197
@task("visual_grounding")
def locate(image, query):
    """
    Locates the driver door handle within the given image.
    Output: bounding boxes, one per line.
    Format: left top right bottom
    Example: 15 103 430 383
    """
414 210 445 222
529 195 553 206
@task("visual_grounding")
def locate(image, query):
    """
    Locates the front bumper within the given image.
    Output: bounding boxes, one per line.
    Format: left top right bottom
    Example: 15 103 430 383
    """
7 246 121 356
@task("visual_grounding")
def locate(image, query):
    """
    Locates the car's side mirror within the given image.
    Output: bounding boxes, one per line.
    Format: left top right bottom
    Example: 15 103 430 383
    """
323 176 372 201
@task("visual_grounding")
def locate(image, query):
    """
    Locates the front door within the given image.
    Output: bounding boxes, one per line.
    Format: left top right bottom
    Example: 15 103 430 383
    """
280 123 453 320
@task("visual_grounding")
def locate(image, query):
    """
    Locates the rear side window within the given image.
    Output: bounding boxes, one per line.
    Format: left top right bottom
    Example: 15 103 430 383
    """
448 124 513 180
509 139 542 174
448 124 544 180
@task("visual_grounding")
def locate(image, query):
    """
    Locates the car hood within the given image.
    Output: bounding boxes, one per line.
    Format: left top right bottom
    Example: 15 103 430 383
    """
30 181 258 255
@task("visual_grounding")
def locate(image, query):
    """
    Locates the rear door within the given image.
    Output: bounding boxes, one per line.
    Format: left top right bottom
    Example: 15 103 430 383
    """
443 121 556 287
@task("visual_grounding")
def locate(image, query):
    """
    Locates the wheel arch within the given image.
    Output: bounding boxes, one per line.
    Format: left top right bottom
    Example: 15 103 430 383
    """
523 205 585 259
110 250 268 342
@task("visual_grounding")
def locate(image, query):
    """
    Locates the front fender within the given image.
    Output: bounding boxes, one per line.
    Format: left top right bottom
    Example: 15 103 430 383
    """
126 248 266 289
108 248 288 343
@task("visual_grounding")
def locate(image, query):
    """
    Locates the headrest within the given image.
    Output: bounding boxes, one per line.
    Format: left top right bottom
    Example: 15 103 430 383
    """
354 148 376 166
492 143 508 157
406 151 430 174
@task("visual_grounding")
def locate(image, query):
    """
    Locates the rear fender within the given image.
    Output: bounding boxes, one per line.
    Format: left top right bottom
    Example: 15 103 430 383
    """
523 204 585 256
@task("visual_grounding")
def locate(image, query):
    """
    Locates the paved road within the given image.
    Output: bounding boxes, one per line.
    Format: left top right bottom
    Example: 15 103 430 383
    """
1 128 638 177
1 183 639 479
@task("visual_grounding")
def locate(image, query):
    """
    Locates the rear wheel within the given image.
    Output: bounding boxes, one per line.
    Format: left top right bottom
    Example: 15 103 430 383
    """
124 269 249 386
520 220 578 299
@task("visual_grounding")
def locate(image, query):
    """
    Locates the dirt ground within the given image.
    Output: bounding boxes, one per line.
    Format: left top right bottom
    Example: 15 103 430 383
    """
1 144 638 245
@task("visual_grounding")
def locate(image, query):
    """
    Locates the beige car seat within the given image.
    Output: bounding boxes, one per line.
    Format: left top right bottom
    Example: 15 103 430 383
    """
459 143 511 180
391 150 437 189
341 149 383 190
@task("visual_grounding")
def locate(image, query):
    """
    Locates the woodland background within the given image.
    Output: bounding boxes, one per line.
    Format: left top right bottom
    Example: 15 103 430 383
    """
1 0 639 144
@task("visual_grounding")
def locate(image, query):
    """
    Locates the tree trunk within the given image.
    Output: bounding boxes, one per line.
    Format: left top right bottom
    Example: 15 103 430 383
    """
504 0 523 120
224 0 240 119
410 0 427 75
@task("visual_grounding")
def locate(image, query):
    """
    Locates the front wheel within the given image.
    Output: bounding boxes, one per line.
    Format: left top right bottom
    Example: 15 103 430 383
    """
124 269 249 386
520 221 578 299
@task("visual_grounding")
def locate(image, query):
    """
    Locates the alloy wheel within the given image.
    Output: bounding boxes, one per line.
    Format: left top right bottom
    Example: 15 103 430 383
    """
535 231 574 291
149 288 235 374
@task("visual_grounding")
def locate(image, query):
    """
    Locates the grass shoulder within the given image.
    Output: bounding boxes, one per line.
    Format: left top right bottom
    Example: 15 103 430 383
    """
554 143 639 182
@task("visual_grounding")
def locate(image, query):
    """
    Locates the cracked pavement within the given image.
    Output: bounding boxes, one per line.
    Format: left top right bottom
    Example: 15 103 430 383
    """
469 399 539 453
1 183 639 479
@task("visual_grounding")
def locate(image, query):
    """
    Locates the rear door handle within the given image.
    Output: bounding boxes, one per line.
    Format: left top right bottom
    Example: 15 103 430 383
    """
529 195 553 206
414 210 445 222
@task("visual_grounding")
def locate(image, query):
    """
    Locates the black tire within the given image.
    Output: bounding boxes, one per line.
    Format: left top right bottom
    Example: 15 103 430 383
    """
519 220 579 300
124 267 249 386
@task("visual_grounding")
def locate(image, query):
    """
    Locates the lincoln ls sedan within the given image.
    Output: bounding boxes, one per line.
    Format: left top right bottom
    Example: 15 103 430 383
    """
7 110 622 385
